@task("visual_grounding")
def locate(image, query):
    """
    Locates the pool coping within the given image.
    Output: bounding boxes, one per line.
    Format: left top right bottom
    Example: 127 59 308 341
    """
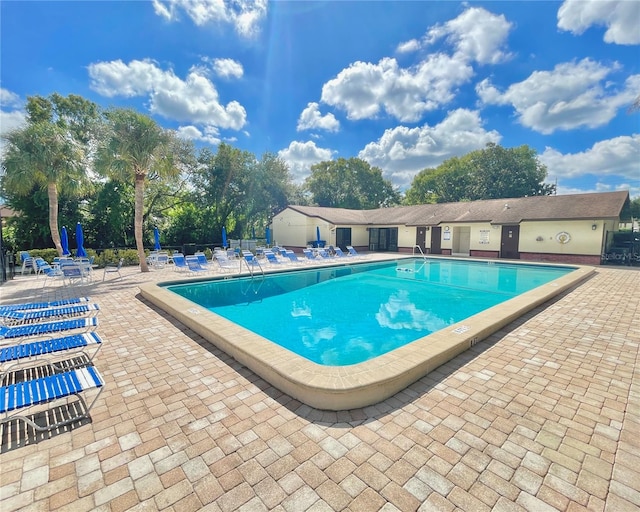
139 258 596 410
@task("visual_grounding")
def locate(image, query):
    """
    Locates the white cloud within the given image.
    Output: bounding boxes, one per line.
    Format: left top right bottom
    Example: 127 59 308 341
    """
0 88 21 108
539 135 640 182
558 0 640 45
278 141 334 183
0 89 26 157
0 109 25 133
88 58 247 130
212 58 243 79
425 7 513 64
476 59 639 134
396 39 420 54
321 55 473 123
175 124 221 145
297 102 340 132
88 59 164 97
320 7 511 123
152 0 267 38
359 109 501 190
376 290 449 332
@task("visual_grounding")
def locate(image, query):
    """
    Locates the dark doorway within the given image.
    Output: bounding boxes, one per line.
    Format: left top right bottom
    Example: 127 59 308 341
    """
335 228 352 250
368 228 398 251
500 225 520 259
430 227 442 254
416 227 427 252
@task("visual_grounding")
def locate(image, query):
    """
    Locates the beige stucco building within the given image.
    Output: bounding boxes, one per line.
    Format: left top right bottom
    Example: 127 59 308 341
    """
272 191 631 265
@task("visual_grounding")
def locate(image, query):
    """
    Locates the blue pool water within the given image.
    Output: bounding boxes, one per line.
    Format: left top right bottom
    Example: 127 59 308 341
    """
166 259 574 366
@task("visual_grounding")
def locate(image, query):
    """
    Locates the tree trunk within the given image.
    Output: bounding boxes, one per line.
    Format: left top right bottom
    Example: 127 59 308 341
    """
48 182 64 256
135 173 149 272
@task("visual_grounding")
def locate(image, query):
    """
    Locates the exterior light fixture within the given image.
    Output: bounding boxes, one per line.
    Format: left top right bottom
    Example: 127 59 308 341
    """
592 224 597 230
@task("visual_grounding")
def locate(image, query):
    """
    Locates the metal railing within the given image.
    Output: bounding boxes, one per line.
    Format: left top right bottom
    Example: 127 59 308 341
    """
240 256 265 278
412 245 428 259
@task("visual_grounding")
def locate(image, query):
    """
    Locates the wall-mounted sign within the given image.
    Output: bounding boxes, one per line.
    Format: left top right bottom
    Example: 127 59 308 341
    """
556 231 571 244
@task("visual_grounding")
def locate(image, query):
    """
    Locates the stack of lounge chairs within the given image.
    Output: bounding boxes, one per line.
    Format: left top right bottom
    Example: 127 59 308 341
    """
0 296 105 434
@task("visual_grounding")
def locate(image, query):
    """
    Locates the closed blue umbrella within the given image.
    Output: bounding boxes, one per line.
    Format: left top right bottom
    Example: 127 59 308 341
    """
154 227 161 251
265 226 271 246
316 226 321 248
251 226 256 239
60 226 70 256
75 222 87 258
222 226 227 249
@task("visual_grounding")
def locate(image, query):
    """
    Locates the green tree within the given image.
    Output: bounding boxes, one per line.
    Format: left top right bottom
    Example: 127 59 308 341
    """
165 202 207 246
404 156 473 205
87 181 135 248
95 109 180 272
1 93 101 255
404 143 554 204
192 143 256 239
468 143 555 199
304 157 400 208
242 152 291 237
4 187 55 249
629 197 640 219
1 122 84 255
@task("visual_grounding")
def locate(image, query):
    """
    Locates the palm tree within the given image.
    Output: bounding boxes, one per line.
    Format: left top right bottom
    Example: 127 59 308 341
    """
2 122 84 256
95 109 178 272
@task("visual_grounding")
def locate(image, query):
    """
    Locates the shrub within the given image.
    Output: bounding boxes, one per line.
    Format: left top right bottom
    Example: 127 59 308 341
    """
14 248 142 268
94 249 140 268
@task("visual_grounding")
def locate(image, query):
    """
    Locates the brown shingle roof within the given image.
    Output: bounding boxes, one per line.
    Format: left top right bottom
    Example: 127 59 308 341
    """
285 191 629 226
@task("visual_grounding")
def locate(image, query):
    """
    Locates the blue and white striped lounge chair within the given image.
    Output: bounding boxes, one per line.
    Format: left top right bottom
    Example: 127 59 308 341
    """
334 247 351 258
0 365 105 431
0 332 103 383
346 246 360 257
172 254 188 271
185 255 208 273
0 303 99 326
34 257 52 275
285 250 306 265
194 253 212 271
39 264 66 288
0 317 98 342
244 254 262 270
302 249 317 261
19 252 34 275
0 297 91 314
265 251 284 265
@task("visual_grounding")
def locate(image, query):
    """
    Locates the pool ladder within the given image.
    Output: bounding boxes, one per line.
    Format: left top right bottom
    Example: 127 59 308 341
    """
240 255 265 277
412 245 428 259
411 245 430 274
239 255 265 297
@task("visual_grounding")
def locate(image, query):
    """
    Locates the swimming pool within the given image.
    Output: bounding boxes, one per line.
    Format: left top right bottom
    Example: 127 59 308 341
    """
139 255 594 410
165 259 574 366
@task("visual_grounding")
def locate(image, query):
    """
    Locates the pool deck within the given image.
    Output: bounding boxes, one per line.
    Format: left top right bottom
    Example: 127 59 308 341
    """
0 255 638 511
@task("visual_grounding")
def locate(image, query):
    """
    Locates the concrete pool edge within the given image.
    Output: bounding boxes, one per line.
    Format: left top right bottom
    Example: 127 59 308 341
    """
138 262 596 411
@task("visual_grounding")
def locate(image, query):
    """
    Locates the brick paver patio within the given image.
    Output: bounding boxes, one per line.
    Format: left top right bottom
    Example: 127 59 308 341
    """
0 260 638 511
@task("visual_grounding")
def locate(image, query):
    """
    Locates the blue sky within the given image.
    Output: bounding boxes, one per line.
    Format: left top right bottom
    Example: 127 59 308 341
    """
1 0 639 198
